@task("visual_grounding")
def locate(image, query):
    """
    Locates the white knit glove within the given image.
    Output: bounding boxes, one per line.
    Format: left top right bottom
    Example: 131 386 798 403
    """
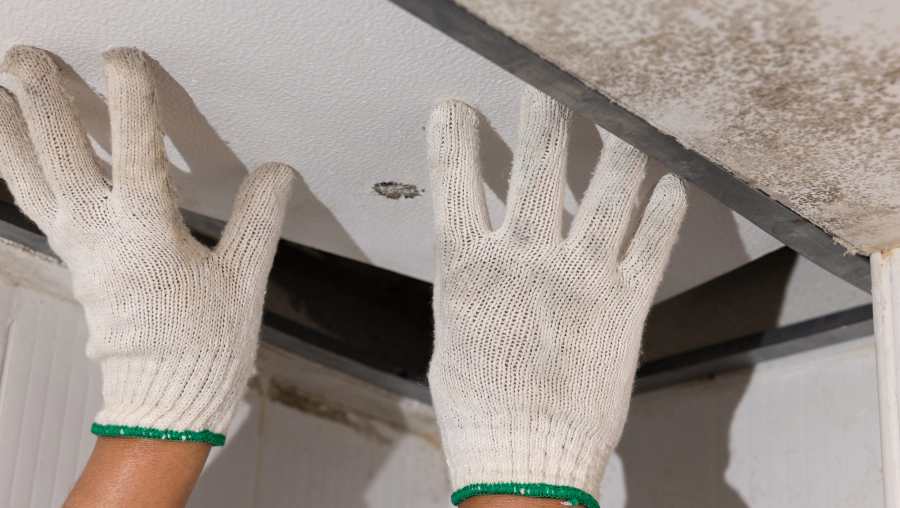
0 46 294 445
427 88 687 507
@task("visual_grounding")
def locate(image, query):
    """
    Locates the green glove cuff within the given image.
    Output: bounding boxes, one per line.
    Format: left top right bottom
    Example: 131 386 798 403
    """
451 482 600 508
91 423 226 446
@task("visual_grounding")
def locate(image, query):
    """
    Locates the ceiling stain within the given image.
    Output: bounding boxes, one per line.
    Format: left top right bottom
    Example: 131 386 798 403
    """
455 0 900 253
266 377 394 444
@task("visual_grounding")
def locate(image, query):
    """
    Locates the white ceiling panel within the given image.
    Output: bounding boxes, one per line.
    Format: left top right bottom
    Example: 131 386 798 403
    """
0 0 781 300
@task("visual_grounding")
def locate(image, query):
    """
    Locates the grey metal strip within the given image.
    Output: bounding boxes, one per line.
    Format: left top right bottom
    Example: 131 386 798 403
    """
0 203 229 261
262 324 432 404
0 200 57 259
263 300 874 401
634 304 874 392
0 204 873 401
180 209 227 240
0 192 433 402
388 0 871 292
0 219 55 259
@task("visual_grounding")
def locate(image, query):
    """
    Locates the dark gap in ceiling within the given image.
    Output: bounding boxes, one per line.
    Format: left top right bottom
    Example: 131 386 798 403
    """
0 178 435 382
0 179 866 392
642 247 799 363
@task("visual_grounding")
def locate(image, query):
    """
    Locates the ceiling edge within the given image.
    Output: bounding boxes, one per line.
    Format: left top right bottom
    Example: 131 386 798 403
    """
388 0 871 292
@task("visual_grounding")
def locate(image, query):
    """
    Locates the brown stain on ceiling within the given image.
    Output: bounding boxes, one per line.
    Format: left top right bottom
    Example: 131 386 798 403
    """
454 0 900 254
266 377 395 444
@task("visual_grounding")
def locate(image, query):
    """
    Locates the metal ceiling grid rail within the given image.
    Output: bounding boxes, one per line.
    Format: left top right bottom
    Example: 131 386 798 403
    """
388 0 871 293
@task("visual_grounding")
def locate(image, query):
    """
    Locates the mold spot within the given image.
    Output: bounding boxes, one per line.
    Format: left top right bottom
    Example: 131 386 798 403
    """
373 182 422 200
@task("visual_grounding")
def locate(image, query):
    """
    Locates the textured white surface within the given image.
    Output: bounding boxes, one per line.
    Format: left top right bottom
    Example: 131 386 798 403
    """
0 0 779 299
454 0 900 254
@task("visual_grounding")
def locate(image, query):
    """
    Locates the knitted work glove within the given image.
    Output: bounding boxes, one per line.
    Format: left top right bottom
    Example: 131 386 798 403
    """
0 46 294 446
427 88 687 508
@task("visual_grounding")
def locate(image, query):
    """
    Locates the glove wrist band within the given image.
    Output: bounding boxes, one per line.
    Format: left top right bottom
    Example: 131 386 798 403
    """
87 354 250 446
452 483 599 508
90 423 226 446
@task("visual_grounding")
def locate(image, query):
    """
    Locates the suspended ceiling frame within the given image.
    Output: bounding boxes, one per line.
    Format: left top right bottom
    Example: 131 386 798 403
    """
0 0 877 401
0 189 873 402
389 0 871 293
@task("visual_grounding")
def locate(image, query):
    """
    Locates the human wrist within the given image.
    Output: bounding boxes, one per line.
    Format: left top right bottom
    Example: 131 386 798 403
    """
460 494 578 507
453 484 599 508
64 436 210 508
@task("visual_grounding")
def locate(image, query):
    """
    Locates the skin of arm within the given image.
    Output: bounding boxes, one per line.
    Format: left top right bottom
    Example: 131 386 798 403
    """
461 495 573 507
64 437 211 508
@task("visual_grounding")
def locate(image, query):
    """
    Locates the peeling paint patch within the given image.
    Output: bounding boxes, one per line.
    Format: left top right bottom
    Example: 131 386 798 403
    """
756 184 795 209
833 236 860 256
373 181 422 200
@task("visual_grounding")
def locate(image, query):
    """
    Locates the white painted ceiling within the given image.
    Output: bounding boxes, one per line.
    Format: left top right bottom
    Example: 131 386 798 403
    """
0 0 782 301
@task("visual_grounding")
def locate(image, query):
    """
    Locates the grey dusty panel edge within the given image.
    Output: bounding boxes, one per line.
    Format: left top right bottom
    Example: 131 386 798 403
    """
0 219 55 259
0 200 56 259
388 0 871 292
0 192 433 402
262 325 432 404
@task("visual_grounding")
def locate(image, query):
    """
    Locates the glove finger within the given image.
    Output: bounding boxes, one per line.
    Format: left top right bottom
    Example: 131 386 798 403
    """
502 87 571 244
2 46 108 204
0 87 57 230
103 48 177 218
215 162 295 281
619 173 687 292
427 100 490 244
567 135 647 258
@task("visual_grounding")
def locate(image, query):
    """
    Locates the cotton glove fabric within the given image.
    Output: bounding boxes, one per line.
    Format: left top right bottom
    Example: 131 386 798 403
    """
427 88 687 508
0 46 294 445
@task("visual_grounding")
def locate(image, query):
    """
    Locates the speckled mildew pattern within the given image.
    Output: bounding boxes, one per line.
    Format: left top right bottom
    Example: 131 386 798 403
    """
455 0 900 254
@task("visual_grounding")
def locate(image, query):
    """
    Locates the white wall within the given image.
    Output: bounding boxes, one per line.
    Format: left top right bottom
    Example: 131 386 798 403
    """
0 241 885 507
0 243 100 508
604 336 884 507
188 343 451 508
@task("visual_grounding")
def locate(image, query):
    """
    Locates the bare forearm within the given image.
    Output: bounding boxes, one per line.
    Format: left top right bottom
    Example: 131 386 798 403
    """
64 437 211 508
461 495 572 507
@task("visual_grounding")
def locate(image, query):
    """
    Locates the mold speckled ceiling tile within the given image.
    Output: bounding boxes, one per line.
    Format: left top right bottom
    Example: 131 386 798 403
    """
454 0 900 254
